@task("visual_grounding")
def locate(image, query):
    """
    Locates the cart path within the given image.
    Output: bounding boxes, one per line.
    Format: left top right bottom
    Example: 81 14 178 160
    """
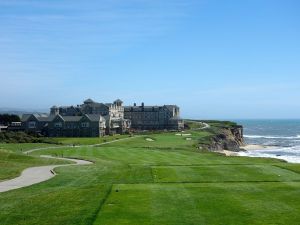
0 155 92 193
190 121 210 130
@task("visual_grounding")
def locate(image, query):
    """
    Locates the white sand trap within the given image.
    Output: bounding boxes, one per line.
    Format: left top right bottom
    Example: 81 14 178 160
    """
146 138 154 142
176 133 191 136
186 138 192 141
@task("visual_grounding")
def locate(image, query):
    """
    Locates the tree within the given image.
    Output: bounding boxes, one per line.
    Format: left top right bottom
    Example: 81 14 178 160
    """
0 114 21 126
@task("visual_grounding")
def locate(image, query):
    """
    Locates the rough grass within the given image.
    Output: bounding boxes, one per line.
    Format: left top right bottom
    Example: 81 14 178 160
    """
1 129 300 225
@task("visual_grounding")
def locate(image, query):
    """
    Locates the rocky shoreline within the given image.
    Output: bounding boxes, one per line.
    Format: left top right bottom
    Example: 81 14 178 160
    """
218 144 279 156
206 124 245 152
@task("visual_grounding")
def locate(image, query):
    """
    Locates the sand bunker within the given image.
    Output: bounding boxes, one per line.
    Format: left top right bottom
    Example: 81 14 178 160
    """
186 138 192 141
146 138 154 142
176 133 191 136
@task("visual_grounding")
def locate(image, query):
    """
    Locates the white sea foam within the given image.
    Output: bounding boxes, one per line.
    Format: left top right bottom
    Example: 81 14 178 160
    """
240 120 300 163
238 145 300 163
239 153 300 163
244 134 300 139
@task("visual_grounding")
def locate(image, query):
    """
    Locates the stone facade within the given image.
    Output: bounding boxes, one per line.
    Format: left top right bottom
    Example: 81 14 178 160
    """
49 99 130 135
124 103 184 130
21 99 184 137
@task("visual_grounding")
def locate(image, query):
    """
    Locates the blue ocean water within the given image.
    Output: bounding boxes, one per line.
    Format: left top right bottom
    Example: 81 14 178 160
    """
236 120 300 163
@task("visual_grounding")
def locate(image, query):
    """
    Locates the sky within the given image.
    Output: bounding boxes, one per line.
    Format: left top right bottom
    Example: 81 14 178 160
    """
0 0 299 119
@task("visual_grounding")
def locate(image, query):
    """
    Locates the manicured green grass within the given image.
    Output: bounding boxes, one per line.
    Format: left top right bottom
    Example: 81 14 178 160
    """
29 134 280 166
52 134 132 145
1 129 300 225
0 183 111 225
274 163 300 174
152 165 300 182
94 182 300 225
30 146 276 166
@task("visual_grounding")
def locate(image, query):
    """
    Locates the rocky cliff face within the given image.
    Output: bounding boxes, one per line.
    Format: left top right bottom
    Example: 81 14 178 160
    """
207 125 244 151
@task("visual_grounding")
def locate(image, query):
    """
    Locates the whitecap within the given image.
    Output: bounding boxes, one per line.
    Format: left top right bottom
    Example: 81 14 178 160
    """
238 145 300 163
244 134 300 139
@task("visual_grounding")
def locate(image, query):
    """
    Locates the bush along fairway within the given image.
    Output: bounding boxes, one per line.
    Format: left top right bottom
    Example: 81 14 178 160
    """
1 121 300 225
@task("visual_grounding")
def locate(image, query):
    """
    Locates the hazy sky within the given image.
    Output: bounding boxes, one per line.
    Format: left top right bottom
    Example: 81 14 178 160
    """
0 0 299 119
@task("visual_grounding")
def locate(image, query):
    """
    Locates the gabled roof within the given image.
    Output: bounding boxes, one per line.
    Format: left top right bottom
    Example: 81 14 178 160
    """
52 114 85 122
97 103 109 108
21 114 32 122
114 99 123 103
85 114 103 122
164 105 179 112
52 114 64 122
62 116 82 122
124 105 163 112
81 101 109 109
84 98 94 104
37 115 56 122
21 113 53 122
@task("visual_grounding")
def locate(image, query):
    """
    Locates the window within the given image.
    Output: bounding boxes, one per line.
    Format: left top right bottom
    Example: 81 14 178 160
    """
11 122 21 126
81 122 89 128
28 121 36 128
54 122 62 128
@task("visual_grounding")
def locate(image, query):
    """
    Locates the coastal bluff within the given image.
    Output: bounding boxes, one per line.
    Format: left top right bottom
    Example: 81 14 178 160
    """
196 121 244 152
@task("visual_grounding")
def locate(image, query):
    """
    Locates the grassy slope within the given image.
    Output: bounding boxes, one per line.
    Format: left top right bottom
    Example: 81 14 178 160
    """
1 125 300 224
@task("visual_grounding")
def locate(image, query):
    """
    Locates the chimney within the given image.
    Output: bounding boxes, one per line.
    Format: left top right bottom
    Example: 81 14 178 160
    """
141 102 144 107
134 103 136 106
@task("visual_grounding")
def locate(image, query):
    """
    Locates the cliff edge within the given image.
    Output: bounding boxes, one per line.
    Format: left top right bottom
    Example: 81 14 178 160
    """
191 120 245 152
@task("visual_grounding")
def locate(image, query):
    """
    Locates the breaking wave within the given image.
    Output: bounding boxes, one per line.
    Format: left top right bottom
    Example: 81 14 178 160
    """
238 145 300 163
240 120 300 163
244 134 300 139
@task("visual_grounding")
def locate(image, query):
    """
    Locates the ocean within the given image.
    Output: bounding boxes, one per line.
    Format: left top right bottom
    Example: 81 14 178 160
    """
236 120 300 163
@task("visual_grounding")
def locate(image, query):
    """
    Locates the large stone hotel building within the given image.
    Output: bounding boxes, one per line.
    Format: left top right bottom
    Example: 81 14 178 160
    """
21 99 184 137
